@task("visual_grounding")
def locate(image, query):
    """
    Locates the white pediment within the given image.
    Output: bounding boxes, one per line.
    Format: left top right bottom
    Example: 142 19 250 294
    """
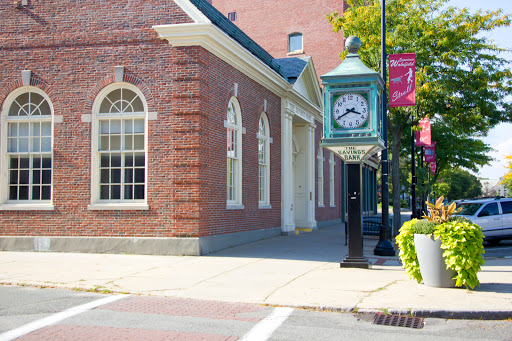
291 59 323 110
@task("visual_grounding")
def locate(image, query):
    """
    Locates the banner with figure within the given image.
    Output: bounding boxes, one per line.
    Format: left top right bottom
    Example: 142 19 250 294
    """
416 116 431 147
389 53 416 107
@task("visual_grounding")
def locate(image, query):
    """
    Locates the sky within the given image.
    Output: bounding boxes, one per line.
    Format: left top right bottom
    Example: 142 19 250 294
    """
448 0 512 180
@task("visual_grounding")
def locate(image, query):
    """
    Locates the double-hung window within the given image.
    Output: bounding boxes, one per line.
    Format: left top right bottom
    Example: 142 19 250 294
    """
226 98 242 207
317 147 324 206
258 113 270 207
1 88 53 209
90 85 147 209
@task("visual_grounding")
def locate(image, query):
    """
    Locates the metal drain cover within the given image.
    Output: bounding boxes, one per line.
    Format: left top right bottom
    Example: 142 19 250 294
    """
373 313 424 329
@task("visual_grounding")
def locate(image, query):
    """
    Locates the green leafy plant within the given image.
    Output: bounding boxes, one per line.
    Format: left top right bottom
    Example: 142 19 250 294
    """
396 197 485 289
396 219 422 283
422 196 460 223
413 220 437 235
434 220 485 288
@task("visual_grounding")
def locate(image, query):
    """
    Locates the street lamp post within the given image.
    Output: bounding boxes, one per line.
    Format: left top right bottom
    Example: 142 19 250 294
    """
374 0 396 256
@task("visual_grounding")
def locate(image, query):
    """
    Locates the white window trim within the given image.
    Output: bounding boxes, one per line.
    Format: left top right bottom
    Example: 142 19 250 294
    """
317 147 324 207
0 86 54 209
89 82 148 209
226 96 243 207
258 112 271 207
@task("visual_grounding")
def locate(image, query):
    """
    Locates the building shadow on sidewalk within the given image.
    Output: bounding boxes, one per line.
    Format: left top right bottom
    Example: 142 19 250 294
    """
208 224 399 264
474 282 512 294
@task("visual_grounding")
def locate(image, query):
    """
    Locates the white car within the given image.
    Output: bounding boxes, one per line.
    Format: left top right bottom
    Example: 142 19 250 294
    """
455 197 512 245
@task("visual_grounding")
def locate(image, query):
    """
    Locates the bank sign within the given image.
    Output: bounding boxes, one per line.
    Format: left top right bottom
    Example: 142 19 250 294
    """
389 53 416 107
326 145 382 163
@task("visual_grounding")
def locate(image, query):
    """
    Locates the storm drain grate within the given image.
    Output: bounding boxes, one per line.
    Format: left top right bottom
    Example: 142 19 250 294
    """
373 313 424 329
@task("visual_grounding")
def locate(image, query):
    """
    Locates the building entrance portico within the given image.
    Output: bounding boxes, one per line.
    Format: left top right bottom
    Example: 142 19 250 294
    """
281 102 317 235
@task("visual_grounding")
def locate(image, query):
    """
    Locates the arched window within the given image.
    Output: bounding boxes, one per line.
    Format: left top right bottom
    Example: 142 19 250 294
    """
317 147 324 206
288 33 303 53
258 113 270 206
226 97 242 206
1 88 53 207
90 84 147 208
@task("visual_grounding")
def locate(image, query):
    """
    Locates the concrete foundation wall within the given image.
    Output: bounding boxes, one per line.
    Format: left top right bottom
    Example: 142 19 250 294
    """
0 226 282 256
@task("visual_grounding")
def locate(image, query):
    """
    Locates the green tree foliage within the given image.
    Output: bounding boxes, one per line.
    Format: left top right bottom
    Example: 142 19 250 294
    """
434 167 482 200
501 155 512 197
399 121 492 201
327 0 512 232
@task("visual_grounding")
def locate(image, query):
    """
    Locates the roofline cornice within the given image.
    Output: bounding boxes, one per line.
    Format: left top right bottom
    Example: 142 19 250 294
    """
153 22 322 120
153 23 291 97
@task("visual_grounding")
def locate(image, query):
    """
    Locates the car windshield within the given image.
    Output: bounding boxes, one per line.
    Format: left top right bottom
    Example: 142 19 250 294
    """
456 203 483 216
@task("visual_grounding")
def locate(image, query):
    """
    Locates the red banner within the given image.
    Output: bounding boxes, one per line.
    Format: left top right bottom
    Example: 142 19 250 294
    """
416 116 431 147
430 162 437 174
425 143 435 163
388 53 416 107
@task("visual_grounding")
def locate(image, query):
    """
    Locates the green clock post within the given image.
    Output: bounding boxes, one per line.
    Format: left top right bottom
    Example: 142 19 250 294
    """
321 36 386 268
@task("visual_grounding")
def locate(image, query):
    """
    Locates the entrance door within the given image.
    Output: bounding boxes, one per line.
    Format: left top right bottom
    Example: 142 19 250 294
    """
293 127 308 227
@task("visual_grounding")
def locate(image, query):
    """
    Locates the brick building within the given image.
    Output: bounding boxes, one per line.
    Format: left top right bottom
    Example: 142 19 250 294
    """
209 0 348 81
211 0 379 216
0 0 344 255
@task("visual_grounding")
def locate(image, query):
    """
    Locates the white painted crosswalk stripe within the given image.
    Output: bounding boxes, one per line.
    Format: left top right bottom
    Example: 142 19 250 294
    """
239 307 294 341
0 294 130 341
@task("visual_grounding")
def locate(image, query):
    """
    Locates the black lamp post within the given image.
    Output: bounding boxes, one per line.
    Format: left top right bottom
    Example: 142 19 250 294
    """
374 0 396 256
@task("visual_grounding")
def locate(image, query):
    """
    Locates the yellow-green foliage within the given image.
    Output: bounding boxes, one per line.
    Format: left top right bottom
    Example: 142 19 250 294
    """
396 216 485 289
396 219 422 283
501 155 512 196
434 220 485 289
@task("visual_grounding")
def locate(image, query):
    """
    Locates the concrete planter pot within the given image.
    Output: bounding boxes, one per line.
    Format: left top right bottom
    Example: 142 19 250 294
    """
414 234 456 288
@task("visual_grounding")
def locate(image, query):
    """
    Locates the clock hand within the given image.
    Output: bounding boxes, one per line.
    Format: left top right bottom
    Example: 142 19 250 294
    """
336 107 356 120
345 107 361 115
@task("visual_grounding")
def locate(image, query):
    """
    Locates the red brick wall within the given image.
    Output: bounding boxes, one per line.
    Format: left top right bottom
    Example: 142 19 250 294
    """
211 0 347 81
0 0 281 238
198 53 282 236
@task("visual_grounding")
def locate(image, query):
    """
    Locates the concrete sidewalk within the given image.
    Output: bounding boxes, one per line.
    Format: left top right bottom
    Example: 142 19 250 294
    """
1 223 512 319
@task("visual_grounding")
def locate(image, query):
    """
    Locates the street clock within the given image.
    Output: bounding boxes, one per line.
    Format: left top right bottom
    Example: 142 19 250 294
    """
320 36 385 163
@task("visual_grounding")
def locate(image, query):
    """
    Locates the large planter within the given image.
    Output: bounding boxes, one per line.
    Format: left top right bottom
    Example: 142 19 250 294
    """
414 234 456 288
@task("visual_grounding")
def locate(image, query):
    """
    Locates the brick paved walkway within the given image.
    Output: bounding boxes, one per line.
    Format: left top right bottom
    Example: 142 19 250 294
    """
15 296 273 341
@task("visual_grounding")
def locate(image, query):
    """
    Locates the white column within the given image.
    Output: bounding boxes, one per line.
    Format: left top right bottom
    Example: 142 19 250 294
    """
281 108 295 234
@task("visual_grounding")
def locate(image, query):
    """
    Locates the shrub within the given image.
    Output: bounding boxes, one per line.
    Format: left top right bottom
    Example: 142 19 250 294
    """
413 220 437 235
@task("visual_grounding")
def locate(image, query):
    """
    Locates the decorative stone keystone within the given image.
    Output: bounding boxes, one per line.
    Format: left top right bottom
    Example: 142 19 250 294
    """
22 70 31 86
114 66 124 83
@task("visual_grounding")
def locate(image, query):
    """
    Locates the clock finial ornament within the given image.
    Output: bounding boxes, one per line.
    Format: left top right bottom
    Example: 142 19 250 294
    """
345 36 361 54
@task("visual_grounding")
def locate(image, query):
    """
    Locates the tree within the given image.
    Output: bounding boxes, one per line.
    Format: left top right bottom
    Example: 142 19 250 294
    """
327 0 512 233
481 181 497 197
400 120 492 202
502 155 512 197
434 168 482 200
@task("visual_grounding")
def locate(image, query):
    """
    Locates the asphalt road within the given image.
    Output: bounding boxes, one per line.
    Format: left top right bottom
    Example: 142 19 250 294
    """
2 286 512 341
484 240 512 258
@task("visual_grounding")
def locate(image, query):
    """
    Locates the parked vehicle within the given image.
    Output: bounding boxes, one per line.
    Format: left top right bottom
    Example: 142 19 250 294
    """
455 197 512 245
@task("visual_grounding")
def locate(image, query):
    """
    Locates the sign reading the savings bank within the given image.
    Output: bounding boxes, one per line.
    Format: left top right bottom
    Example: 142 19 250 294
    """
327 145 380 162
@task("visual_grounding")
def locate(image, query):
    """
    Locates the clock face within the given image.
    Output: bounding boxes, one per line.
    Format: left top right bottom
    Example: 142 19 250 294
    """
333 93 369 129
